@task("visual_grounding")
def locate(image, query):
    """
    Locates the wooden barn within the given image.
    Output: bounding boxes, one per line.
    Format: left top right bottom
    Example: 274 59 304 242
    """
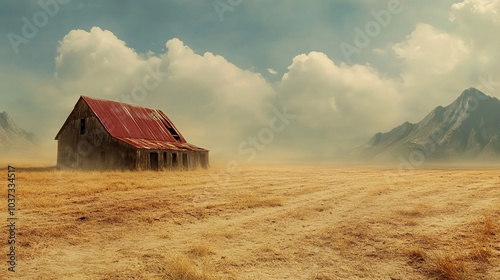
55 96 209 170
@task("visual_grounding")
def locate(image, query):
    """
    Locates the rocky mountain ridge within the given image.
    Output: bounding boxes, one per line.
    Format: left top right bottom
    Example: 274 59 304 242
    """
355 88 500 162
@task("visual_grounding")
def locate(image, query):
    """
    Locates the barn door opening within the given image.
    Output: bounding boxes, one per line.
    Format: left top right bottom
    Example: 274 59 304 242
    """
172 153 178 167
200 154 207 169
182 153 188 169
150 152 159 170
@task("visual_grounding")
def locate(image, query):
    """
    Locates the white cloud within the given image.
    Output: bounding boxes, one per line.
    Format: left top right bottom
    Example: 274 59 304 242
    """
55 27 148 106
276 51 401 154
450 0 500 85
393 23 469 77
390 23 474 119
450 0 500 51
54 27 275 157
267 68 278 75
451 0 500 19
56 27 145 80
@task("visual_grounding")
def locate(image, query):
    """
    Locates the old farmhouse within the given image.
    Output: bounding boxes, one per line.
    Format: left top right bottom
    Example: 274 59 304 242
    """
55 96 209 170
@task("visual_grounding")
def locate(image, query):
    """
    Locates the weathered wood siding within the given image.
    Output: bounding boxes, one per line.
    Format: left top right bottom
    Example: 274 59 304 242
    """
56 99 137 170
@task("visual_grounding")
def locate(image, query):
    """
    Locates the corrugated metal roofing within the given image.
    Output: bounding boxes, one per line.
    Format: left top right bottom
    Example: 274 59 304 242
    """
116 137 206 151
79 96 207 151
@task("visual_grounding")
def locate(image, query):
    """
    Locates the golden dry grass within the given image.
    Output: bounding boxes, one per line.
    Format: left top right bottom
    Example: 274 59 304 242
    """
0 163 499 279
432 253 469 280
188 243 215 258
164 254 220 280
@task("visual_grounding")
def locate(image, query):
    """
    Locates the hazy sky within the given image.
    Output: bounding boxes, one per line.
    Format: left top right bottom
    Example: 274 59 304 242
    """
1 0 500 161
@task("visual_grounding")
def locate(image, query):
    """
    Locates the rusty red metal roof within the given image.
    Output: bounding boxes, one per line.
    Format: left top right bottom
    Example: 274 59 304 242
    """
59 96 207 151
116 138 206 151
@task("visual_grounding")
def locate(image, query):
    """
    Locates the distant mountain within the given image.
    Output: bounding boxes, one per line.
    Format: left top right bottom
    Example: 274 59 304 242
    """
0 111 38 155
354 88 500 162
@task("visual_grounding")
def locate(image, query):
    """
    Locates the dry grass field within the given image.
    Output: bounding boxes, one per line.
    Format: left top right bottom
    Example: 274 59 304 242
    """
1 162 499 279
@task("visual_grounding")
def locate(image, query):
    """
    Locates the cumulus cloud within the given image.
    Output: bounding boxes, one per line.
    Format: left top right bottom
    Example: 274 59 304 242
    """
275 51 401 156
450 0 500 25
393 23 469 78
55 27 144 80
54 27 275 157
390 23 473 120
450 0 500 54
55 27 147 104
450 0 500 79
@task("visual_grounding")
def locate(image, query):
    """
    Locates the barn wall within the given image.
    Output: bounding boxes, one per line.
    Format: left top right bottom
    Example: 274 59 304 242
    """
56 99 137 170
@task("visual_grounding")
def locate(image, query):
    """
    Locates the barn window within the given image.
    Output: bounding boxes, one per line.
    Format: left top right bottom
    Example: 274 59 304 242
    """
80 119 86 134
